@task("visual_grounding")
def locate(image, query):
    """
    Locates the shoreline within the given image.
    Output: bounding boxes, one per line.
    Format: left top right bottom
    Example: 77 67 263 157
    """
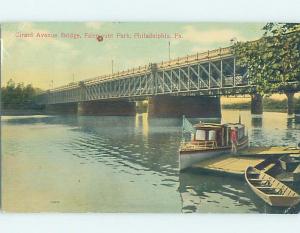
221 107 288 113
0 108 293 117
1 109 45 116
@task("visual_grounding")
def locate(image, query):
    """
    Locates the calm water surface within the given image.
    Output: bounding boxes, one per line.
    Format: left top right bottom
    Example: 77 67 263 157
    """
2 110 300 213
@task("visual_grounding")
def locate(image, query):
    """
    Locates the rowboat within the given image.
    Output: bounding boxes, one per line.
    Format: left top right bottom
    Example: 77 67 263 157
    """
179 117 248 170
245 166 300 207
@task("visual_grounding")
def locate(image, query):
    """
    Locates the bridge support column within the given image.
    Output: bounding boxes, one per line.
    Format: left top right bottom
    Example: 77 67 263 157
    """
251 93 263 115
77 100 136 116
148 96 221 118
45 103 78 114
286 92 295 115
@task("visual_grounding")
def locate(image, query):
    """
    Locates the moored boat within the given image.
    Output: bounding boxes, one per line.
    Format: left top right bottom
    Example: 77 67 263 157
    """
179 116 248 171
245 166 300 207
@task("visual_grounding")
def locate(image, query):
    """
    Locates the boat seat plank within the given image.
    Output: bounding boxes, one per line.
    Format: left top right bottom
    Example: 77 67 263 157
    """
248 172 260 175
250 178 268 182
262 163 276 172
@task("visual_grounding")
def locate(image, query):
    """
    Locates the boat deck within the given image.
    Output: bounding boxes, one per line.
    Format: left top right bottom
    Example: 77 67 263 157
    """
190 147 300 177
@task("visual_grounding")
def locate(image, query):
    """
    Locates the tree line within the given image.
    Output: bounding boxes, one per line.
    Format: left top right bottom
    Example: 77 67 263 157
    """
1 79 43 109
222 96 300 112
233 23 300 94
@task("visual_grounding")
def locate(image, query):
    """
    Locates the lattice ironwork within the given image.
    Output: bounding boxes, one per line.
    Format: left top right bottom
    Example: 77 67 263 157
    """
35 47 265 105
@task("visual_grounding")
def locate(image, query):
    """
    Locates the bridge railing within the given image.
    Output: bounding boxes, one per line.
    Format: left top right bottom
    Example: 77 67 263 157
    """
158 47 232 69
43 65 151 94
83 65 149 86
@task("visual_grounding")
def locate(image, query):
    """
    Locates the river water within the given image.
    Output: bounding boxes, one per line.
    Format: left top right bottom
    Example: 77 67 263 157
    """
2 110 300 213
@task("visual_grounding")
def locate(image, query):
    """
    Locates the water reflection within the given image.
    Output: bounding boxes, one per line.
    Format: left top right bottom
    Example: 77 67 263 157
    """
178 172 300 213
2 110 300 212
251 116 263 128
178 172 257 213
287 117 294 129
135 113 149 137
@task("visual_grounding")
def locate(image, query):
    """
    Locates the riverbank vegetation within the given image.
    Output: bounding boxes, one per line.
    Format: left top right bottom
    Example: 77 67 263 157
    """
1 79 43 110
233 23 300 95
223 97 300 112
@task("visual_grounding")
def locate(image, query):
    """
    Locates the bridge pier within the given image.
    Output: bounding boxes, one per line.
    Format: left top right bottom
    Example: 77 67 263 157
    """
251 93 263 115
286 92 295 115
77 100 136 116
147 96 221 118
45 103 78 114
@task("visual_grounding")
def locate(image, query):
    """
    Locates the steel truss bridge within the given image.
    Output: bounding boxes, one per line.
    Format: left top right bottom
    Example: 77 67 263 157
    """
37 46 295 105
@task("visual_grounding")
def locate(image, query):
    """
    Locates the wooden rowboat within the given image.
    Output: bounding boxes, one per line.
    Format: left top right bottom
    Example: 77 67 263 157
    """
245 166 300 207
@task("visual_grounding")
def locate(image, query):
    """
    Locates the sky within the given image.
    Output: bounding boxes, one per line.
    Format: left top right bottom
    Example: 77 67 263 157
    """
2 22 266 90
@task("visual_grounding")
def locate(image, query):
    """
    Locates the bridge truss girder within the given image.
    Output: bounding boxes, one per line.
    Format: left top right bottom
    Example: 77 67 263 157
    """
38 56 253 105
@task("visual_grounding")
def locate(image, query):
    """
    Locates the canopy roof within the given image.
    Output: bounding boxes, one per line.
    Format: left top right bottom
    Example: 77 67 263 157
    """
194 122 245 130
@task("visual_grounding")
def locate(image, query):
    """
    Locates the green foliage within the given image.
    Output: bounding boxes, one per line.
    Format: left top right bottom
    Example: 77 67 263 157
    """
1 79 42 109
232 23 300 94
222 102 250 110
263 97 289 111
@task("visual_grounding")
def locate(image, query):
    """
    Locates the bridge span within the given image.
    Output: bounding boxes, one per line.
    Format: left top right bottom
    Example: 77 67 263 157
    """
37 46 298 117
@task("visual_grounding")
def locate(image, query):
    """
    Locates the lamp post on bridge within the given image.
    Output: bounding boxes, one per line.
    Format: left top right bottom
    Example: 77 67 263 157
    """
168 41 171 60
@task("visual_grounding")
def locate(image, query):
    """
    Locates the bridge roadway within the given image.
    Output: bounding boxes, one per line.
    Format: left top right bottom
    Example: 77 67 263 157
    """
37 46 299 117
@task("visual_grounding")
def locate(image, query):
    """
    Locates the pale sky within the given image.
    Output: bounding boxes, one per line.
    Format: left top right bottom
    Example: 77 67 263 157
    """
2 22 265 90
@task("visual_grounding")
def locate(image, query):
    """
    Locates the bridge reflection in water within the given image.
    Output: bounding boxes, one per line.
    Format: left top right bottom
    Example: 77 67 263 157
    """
2 110 300 212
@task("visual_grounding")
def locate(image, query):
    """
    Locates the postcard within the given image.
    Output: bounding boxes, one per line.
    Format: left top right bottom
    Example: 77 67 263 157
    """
1 22 300 213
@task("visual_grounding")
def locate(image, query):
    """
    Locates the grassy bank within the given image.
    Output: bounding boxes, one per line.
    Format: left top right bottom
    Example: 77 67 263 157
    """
222 97 300 113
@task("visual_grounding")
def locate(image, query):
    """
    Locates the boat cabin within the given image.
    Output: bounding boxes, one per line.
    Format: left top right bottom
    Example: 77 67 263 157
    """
190 122 247 147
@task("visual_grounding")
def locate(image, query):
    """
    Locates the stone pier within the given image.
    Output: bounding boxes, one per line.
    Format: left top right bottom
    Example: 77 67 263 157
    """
251 93 263 115
286 92 295 115
77 100 136 116
148 96 221 118
45 102 78 114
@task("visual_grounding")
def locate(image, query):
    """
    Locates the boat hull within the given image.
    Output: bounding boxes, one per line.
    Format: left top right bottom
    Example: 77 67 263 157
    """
179 138 248 171
179 149 227 171
248 184 300 207
245 167 300 207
